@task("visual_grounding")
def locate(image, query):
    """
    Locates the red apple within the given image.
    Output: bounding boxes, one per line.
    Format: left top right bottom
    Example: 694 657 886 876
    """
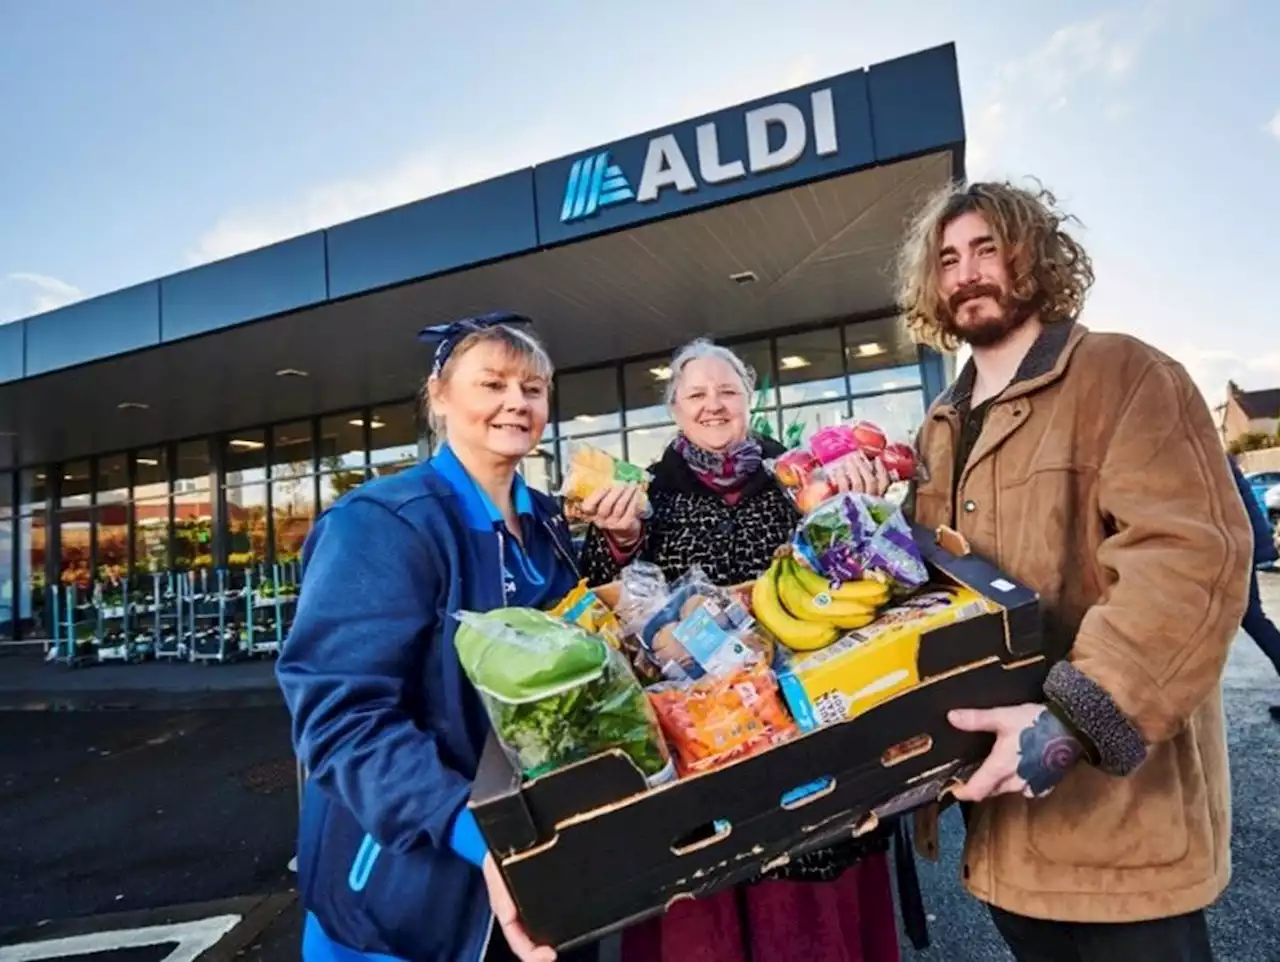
881 442 917 482
795 477 837 514
773 449 820 488
849 420 887 458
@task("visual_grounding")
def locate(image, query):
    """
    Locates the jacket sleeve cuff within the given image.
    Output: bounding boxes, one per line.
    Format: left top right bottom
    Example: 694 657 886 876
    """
448 807 488 868
1044 660 1148 776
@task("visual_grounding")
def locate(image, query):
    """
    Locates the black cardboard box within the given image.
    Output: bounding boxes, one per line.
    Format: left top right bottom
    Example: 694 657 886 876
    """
468 524 1048 950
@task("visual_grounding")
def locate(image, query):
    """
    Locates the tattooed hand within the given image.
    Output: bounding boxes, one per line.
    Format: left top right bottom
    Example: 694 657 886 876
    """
947 704 1084 802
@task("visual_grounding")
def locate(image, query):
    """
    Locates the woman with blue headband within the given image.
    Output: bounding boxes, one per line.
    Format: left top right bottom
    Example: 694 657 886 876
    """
277 313 579 962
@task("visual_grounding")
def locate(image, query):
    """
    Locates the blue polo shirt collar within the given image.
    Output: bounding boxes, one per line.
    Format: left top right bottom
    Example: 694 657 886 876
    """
431 444 535 532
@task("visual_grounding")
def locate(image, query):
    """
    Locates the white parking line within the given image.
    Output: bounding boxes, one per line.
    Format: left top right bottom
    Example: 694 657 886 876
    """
0 915 241 962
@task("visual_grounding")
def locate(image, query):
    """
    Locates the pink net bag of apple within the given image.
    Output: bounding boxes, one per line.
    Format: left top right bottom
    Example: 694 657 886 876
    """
764 420 917 512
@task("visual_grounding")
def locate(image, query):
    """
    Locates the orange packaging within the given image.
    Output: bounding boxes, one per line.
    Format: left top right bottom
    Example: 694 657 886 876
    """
646 664 798 776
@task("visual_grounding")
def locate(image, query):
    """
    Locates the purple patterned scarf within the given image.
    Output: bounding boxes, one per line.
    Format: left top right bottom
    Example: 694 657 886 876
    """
673 434 764 494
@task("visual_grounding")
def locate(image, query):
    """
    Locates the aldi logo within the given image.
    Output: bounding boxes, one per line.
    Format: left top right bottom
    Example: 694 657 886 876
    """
559 151 636 224
557 89 839 225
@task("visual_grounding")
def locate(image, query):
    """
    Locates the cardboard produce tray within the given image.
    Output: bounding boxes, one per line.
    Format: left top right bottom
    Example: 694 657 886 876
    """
469 524 1048 950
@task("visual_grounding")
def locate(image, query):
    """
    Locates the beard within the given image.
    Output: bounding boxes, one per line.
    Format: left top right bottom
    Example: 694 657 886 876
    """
939 283 1036 348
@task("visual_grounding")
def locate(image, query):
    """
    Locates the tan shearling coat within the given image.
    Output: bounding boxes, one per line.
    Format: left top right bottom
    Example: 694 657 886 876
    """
910 321 1252 923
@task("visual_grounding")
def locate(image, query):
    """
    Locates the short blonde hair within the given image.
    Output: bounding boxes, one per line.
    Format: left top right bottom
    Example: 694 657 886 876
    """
420 325 555 432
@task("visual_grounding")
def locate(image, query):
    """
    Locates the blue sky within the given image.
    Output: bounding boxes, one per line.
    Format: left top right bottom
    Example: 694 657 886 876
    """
1 0 1277 404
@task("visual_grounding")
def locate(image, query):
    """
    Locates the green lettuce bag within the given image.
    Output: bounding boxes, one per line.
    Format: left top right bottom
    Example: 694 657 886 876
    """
454 607 674 785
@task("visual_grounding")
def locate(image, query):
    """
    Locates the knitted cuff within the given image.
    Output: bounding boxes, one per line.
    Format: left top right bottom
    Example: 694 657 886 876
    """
1044 661 1148 777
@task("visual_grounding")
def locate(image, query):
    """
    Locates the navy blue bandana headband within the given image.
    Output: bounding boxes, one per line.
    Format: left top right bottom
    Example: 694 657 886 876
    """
417 310 534 379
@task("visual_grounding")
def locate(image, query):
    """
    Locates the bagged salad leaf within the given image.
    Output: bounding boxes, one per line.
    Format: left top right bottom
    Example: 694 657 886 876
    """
454 607 674 785
792 492 928 594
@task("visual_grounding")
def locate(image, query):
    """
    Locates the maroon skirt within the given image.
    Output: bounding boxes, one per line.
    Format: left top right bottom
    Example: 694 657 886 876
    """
618 851 900 962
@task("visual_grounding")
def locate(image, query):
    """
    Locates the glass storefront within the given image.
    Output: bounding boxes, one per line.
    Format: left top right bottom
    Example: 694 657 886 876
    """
132 447 170 576
16 469 48 639
369 402 421 478
58 460 93 595
271 421 316 566
575 320 925 469
0 473 12 641
0 314 939 640
174 441 215 573
95 454 129 584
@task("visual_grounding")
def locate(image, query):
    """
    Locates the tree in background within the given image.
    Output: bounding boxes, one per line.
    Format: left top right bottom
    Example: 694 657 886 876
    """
1228 430 1280 457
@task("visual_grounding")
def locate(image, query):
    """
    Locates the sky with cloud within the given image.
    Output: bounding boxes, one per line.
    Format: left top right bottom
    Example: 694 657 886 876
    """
1 0 1277 406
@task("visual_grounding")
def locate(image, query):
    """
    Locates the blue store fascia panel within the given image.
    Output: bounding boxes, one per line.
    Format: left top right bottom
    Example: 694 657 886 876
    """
0 321 22 383
534 68 876 247
327 169 539 300
161 232 328 343
866 44 965 168
25 282 161 377
6 44 963 379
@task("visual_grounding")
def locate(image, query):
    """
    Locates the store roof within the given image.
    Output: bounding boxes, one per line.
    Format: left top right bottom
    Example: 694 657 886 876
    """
0 43 965 467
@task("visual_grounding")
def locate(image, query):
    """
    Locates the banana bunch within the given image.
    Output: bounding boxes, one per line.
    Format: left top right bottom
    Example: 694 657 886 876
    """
752 553 891 652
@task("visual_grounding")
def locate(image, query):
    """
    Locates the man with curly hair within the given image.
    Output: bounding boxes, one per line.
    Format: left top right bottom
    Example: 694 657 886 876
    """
896 180 1252 961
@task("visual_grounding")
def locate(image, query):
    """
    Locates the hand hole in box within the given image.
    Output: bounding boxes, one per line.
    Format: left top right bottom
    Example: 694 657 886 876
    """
780 775 837 811
880 734 933 768
934 526 971 557
670 818 733 856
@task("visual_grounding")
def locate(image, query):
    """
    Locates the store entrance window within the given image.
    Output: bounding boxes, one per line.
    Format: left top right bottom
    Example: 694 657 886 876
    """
557 369 621 438
173 441 214 574
58 461 92 597
845 318 922 397
132 448 170 578
519 445 556 495
851 390 927 449
223 431 268 577
271 421 317 568
623 359 673 429
95 454 129 584
16 469 48 639
319 410 370 513
777 328 847 408
369 403 421 478
0 472 13 641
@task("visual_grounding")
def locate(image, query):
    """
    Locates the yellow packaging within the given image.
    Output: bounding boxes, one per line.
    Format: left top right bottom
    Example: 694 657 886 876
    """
549 579 625 650
776 585 997 731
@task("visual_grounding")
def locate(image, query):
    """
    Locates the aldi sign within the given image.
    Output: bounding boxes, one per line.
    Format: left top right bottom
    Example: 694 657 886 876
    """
536 69 876 244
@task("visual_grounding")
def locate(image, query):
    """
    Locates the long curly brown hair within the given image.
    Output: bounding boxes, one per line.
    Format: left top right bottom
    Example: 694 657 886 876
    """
895 179 1095 352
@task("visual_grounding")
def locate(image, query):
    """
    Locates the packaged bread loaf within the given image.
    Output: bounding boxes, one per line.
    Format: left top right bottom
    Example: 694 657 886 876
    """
559 443 652 522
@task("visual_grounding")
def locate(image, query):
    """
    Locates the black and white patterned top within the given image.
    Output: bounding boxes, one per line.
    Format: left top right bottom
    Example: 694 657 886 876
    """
578 437 889 883
579 438 798 588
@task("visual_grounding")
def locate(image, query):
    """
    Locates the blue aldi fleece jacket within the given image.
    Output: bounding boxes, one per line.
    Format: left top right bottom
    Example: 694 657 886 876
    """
277 450 580 962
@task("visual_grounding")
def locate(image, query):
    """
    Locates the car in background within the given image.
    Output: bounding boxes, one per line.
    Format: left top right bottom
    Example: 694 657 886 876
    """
1265 482 1280 525
1243 470 1280 519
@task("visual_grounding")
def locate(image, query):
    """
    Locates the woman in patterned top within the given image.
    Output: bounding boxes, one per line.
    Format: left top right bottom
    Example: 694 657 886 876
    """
575 338 900 962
